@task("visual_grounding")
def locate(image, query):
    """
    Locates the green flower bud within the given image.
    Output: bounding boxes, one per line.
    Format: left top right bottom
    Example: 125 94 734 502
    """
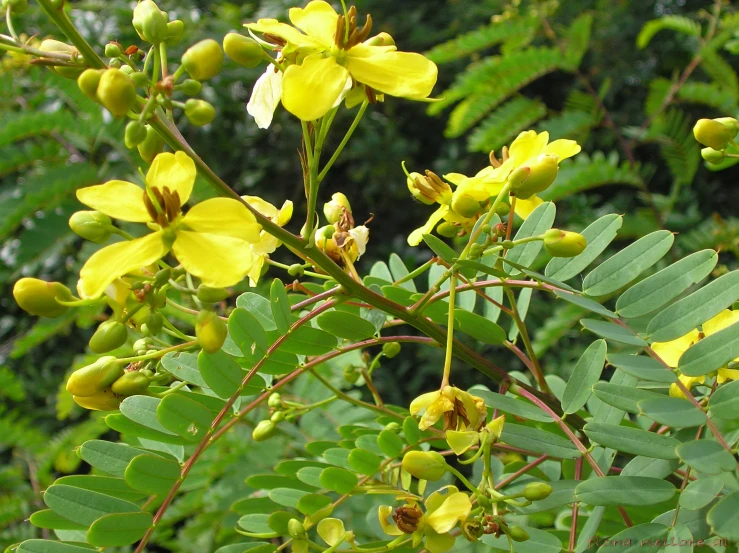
184 98 216 126
451 192 480 218
132 0 169 44
66 356 123 397
271 410 285 423
104 43 122 58
69 210 112 243
144 312 163 335
131 71 149 88
507 526 530 542
119 65 134 76
132 338 149 354
469 242 485 259
125 120 148 148
287 264 305 277
196 285 229 303
252 419 276 441
165 20 184 45
137 125 164 163
111 371 151 396
2 0 29 14
509 154 559 199
223 32 263 68
523 482 553 501
181 39 224 81
323 192 352 224
108 58 122 69
343 364 359 384
77 68 103 101
96 68 137 118
39 39 83 79
13 278 73 317
73 388 121 411
401 450 448 481
268 393 282 408
701 147 726 164
196 310 227 353
288 518 307 540
382 342 401 359
436 221 458 238
180 79 202 96
693 118 738 150
495 201 511 217
154 268 171 287
384 422 400 432
543 229 587 257
89 320 128 353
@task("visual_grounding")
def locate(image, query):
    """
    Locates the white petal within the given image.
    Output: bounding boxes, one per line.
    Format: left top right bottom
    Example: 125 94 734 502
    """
247 66 284 129
348 225 369 257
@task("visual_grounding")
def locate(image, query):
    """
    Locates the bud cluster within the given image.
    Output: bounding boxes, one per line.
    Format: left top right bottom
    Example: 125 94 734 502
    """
693 117 739 165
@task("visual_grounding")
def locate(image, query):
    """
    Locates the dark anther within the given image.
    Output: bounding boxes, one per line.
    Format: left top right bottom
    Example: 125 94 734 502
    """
334 15 346 47
392 505 423 534
262 33 287 47
365 85 377 104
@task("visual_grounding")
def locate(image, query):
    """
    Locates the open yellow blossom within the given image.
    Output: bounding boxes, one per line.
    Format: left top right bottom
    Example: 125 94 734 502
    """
378 486 471 553
242 196 293 284
446 414 505 456
410 386 487 432
76 152 262 298
246 0 437 120
651 309 739 398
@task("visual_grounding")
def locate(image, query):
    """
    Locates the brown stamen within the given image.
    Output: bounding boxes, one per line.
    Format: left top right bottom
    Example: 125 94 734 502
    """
392 505 423 534
262 33 287 47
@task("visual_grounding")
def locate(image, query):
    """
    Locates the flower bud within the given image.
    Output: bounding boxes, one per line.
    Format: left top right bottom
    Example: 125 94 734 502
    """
154 268 171 287
77 68 103 101
343 364 359 384
132 338 149 354
287 263 305 277
523 482 553 501
543 229 586 257
196 310 227 353
223 33 263 68
132 0 169 44
507 526 530 542
407 171 451 205
69 211 112 243
701 147 726 164
401 450 448 481
693 118 738 150
252 419 276 441
39 39 83 79
144 312 163 335
111 371 151 396
495 201 511 217
13 278 72 317
73 388 121 411
180 79 202 96
96 68 137 118
268 393 283 408
271 410 285 423
125 120 148 148
66 356 123 397
288 518 307 540
137 125 164 163
184 99 216 126
323 192 351 224
451 192 480 218
2 0 29 14
131 71 149 88
509 154 559 199
461 519 483 542
181 39 224 81
436 222 458 238
364 32 394 47
382 342 401 359
104 43 122 58
119 65 135 76
165 20 184 45
89 320 128 353
469 243 484 259
108 58 122 69
196 285 229 303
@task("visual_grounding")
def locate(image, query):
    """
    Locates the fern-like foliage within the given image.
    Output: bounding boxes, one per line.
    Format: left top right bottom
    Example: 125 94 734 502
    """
562 13 593 70
677 215 739 257
636 14 701 49
677 81 737 111
699 47 739 103
643 109 700 186
467 95 547 152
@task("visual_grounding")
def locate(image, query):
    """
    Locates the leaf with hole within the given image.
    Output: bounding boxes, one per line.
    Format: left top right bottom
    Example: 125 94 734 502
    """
228 307 268 356
160 352 208 387
157 393 214 442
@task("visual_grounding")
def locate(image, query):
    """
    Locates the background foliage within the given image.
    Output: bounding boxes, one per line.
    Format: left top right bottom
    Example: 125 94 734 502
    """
2 0 739 551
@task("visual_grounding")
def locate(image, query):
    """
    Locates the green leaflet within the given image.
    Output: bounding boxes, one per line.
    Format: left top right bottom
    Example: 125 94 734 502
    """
270 279 292 334
157 393 214 442
680 476 724 511
575 476 675 506
500 422 580 459
43 484 140 526
677 439 737 475
583 422 679 459
678 318 739 376
708 380 739 419
316 310 377 341
580 319 647 346
16 541 96 553
503 201 556 273
471 387 554 422
637 397 706 428
561 339 606 414
319 467 357 494
453 309 506 344
124 454 181 494
607 353 677 383
86 512 153 547
707 491 739 540
388 253 417 292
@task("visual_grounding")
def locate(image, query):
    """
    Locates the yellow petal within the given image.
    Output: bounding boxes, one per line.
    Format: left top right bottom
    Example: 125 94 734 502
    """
508 131 548 167
425 492 471 534
172 230 256 288
445 430 479 456
146 151 196 205
247 253 267 286
419 395 454 431
443 172 468 186
669 374 705 399
544 138 581 161
377 506 403 536
703 309 739 337
76 180 150 222
486 415 505 438
408 205 449 246
181 198 262 242
282 54 350 121
243 195 279 220
288 0 337 45
410 391 440 416
651 329 700 367
246 66 283 129
514 195 543 219
245 19 325 52
717 368 739 383
424 529 456 553
345 49 437 99
278 200 294 226
77 232 167 299
425 485 459 514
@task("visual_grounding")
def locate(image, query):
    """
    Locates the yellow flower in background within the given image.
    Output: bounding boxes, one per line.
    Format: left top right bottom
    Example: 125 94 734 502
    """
246 0 437 121
651 309 739 398
242 195 293 284
410 386 487 432
76 152 262 298
378 486 471 553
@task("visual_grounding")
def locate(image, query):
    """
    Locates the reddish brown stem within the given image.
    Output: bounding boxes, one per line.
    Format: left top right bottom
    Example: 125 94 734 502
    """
495 454 548 490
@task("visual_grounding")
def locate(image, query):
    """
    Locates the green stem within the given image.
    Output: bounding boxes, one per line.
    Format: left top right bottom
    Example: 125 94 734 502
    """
36 0 106 69
318 100 368 183
159 42 168 78
504 287 549 393
446 465 480 496
393 257 435 285
460 182 511 260
483 234 544 256
440 273 457 388
6 9 19 41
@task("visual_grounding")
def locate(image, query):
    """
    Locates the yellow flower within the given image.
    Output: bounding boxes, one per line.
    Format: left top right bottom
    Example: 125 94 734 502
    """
246 1 437 121
242 196 294 284
410 386 487 432
247 65 284 129
446 414 505 456
378 486 471 553
653 310 739 398
75 152 262 298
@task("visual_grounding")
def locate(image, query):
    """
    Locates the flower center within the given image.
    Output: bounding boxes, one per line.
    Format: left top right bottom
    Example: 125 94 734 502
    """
392 505 423 534
333 5 373 50
143 186 182 228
